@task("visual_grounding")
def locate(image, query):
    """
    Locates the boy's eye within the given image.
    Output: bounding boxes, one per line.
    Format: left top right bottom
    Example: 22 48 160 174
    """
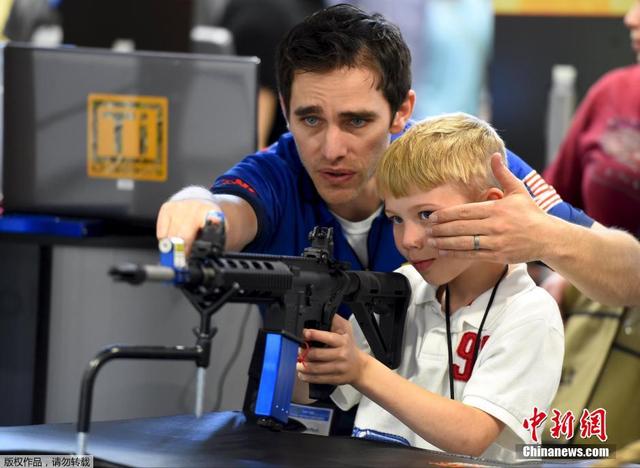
387 215 403 225
419 211 433 221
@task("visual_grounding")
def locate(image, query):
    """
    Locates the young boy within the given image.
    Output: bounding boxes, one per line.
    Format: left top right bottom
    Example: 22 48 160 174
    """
294 113 564 463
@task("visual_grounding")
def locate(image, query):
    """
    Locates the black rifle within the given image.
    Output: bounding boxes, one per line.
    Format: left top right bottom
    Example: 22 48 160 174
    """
76 221 409 454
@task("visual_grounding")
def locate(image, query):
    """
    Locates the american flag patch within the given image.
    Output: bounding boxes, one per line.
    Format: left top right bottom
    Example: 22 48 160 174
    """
523 170 563 212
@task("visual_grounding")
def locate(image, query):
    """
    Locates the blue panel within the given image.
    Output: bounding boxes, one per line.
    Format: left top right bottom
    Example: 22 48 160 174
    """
255 333 280 417
255 333 298 424
0 214 103 237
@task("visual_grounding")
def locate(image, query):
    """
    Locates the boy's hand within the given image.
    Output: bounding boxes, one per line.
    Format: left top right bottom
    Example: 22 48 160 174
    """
426 154 549 264
296 315 369 387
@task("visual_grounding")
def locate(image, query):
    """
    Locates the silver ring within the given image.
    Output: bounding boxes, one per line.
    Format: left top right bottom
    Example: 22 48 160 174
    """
473 235 481 251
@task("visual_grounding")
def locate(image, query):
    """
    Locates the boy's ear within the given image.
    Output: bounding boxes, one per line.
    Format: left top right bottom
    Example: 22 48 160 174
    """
389 90 416 134
483 187 504 201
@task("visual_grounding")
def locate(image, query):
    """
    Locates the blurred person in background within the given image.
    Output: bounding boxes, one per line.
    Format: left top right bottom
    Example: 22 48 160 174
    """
329 0 494 120
544 0 639 242
221 0 324 148
59 0 193 52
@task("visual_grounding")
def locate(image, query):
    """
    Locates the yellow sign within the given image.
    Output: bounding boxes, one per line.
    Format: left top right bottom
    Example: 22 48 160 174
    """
0 0 14 41
87 94 168 181
494 0 633 16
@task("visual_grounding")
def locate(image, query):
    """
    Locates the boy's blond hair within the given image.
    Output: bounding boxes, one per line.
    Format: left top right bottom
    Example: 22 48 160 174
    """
376 113 507 199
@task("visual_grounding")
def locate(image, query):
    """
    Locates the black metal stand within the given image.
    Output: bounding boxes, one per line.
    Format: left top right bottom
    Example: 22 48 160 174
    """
76 283 239 454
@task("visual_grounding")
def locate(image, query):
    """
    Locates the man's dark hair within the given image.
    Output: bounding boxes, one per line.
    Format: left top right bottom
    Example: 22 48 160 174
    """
276 3 412 118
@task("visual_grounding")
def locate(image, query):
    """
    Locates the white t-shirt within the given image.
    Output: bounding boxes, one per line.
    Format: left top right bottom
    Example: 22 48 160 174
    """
330 206 383 269
331 263 564 463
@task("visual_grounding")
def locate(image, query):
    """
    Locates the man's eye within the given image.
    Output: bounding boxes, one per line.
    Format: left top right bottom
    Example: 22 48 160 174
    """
388 215 402 225
351 118 367 128
419 211 433 221
303 116 320 126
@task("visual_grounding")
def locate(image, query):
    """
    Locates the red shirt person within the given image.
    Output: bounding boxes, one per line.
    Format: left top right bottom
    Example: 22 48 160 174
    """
544 1 640 237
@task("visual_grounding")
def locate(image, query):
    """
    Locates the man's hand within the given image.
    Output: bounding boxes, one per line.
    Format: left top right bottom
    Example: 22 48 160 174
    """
427 154 551 264
156 199 221 255
427 155 640 306
296 315 369 387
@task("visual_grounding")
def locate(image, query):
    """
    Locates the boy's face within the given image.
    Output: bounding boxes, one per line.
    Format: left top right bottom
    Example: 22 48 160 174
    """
385 183 475 285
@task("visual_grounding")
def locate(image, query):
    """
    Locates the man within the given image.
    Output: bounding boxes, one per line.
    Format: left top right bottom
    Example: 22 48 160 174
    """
157 4 640 306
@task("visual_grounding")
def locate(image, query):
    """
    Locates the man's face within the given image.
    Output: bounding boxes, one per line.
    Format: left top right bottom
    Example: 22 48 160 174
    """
625 0 640 60
385 183 474 286
287 67 410 215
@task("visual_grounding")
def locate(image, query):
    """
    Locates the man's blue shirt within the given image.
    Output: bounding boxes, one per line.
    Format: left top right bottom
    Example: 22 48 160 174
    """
211 130 593 273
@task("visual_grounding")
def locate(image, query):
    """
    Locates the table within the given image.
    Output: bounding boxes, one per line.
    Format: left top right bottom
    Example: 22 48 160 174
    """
0 411 502 467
